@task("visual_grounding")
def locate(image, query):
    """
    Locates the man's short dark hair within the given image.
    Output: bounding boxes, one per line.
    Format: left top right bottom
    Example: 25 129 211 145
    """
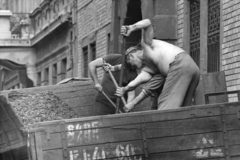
125 44 142 56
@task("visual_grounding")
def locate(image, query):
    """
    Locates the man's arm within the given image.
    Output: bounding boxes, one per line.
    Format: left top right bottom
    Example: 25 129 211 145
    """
123 74 165 112
121 19 154 46
115 69 152 97
88 58 104 91
127 90 136 104
125 69 153 91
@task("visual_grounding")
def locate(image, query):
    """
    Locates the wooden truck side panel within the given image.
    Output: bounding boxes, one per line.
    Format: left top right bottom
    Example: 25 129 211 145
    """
28 102 240 160
0 96 27 160
0 81 152 117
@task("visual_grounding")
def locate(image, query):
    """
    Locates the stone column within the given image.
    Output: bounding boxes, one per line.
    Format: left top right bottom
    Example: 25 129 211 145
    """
0 10 12 39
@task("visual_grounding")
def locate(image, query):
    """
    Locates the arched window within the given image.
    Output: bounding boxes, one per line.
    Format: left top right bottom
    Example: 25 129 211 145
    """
190 0 200 67
37 17 41 29
53 1 58 13
46 9 50 21
207 0 220 72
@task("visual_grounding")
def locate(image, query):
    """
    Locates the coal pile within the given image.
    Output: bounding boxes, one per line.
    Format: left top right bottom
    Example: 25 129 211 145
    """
8 91 81 132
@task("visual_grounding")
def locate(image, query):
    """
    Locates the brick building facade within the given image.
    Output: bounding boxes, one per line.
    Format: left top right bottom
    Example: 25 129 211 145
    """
77 0 112 79
1 0 240 104
175 0 240 102
222 0 240 101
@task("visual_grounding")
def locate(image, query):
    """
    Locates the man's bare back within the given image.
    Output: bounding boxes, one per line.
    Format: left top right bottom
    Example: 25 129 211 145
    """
116 19 199 110
143 39 185 77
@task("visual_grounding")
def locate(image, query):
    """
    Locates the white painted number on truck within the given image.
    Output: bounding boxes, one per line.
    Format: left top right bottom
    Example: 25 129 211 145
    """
67 121 99 146
69 143 142 160
193 135 224 158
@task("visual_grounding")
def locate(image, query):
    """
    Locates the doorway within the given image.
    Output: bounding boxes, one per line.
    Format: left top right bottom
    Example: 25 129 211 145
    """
124 0 142 49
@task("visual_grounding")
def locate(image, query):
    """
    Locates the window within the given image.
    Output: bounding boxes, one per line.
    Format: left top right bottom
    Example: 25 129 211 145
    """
53 1 58 13
207 0 220 72
107 33 111 54
37 72 41 86
189 0 220 72
52 63 57 85
82 41 96 78
82 46 88 77
44 68 49 85
37 17 41 29
90 42 96 61
61 58 67 80
189 0 200 67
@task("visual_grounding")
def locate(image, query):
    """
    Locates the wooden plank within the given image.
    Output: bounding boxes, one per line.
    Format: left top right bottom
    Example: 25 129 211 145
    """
64 114 141 131
226 114 240 131
0 151 14 160
145 116 222 138
38 123 143 151
231 157 240 160
0 81 93 95
0 120 15 132
12 145 28 160
228 130 240 146
55 89 96 100
148 132 223 154
0 133 5 146
63 96 96 108
229 145 240 157
35 132 43 160
52 83 94 94
149 149 225 160
34 102 237 133
0 109 8 122
0 96 24 131
34 126 61 135
40 133 62 151
9 138 22 147
66 124 142 147
71 105 99 117
68 140 144 159
7 129 19 142
43 149 63 160
195 77 206 105
0 141 26 153
224 102 240 115
202 72 228 103
30 133 37 160
143 104 221 123
29 102 240 160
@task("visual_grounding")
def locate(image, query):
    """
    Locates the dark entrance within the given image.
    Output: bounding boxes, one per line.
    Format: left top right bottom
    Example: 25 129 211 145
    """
124 0 142 49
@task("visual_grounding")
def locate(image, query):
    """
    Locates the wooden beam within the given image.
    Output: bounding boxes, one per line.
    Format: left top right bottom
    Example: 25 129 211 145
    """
199 0 208 74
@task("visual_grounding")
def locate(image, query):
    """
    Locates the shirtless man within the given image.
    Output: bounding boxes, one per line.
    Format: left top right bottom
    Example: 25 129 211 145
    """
115 19 200 110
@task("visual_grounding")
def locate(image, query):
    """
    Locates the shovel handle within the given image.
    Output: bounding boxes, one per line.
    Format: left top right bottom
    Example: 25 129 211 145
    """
108 70 127 106
101 90 122 113
103 61 127 106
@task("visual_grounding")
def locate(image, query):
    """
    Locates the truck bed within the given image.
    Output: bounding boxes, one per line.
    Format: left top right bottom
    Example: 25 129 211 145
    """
28 101 240 160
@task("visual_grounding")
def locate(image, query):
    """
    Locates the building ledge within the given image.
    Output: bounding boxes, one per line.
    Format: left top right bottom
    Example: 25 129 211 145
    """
0 10 12 16
0 39 31 47
31 12 72 46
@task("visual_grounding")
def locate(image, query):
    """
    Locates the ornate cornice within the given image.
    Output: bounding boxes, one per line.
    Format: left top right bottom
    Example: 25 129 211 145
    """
29 7 42 17
31 13 72 46
0 39 31 47
40 0 50 9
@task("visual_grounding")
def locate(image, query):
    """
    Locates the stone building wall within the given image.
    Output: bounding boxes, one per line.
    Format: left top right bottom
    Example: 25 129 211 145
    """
222 0 240 102
29 0 76 86
77 0 112 79
177 0 185 48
